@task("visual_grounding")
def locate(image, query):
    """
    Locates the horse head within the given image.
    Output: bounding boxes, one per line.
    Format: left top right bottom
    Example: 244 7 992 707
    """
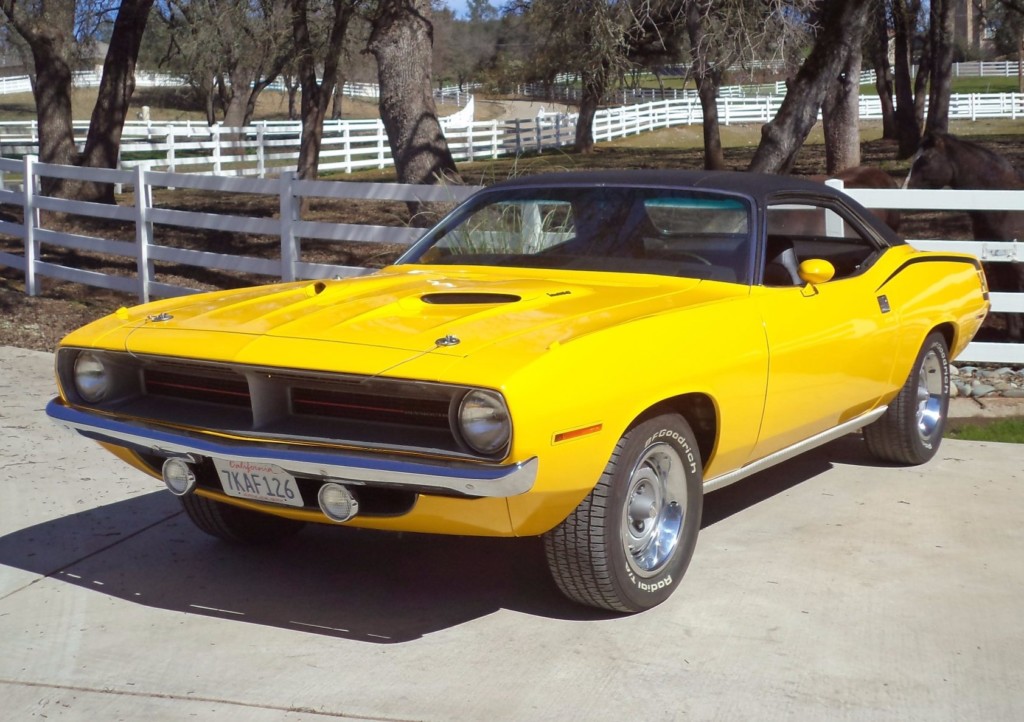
905 132 955 190
906 131 1023 191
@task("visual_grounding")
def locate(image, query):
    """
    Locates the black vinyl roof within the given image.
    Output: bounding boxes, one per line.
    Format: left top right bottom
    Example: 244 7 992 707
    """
484 168 899 243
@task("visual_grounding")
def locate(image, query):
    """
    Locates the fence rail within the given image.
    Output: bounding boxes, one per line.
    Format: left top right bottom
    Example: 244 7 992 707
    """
0 156 1020 364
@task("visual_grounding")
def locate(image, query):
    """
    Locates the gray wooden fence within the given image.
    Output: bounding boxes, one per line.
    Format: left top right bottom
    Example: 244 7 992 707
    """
0 156 1021 364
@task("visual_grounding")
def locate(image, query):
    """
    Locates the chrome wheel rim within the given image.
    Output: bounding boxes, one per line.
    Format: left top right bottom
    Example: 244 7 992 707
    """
916 347 946 443
620 442 687 578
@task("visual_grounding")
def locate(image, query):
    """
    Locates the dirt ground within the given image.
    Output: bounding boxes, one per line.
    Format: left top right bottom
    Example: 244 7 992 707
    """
2 130 1022 353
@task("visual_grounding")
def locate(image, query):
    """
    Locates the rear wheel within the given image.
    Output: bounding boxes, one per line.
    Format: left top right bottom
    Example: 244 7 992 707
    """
180 493 306 544
864 331 950 465
544 414 703 613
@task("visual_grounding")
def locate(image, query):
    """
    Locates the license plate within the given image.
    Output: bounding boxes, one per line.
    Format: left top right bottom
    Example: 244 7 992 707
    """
213 459 303 508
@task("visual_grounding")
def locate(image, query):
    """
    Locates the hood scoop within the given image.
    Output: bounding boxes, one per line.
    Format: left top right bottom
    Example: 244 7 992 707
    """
421 292 521 305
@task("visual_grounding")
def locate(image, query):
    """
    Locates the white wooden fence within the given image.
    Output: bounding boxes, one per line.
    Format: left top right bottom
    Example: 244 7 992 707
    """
2 92 1022 182
0 156 1020 364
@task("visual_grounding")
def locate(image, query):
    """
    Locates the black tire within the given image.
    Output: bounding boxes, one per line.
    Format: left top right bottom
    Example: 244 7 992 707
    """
864 331 950 465
543 414 703 613
180 493 306 544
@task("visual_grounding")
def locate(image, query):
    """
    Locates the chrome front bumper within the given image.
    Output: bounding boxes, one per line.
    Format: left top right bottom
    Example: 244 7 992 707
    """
46 398 538 498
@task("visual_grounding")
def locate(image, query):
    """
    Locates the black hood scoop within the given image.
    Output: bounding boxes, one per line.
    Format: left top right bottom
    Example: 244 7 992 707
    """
421 292 522 305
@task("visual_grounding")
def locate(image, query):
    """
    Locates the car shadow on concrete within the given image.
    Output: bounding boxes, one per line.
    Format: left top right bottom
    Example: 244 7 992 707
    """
0 434 879 642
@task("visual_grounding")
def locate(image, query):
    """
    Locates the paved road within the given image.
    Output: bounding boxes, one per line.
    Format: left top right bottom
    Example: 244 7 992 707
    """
3 346 1023 720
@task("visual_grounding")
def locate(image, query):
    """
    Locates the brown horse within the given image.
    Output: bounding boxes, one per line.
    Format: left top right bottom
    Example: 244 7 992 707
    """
906 131 1024 340
810 166 902 232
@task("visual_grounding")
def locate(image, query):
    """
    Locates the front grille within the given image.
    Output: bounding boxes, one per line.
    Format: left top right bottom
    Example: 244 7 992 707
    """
291 387 451 429
145 368 252 407
66 352 485 459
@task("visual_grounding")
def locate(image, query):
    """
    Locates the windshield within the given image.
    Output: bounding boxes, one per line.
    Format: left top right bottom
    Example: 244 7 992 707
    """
402 187 754 284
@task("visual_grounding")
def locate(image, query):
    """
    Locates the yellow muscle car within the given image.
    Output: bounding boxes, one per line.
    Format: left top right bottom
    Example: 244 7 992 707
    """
46 170 990 612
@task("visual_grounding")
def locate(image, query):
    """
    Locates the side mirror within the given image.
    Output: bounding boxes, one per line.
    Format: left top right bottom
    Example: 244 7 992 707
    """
799 258 836 285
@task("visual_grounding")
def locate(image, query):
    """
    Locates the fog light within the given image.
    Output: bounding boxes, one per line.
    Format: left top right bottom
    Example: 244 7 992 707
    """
162 457 197 496
318 483 359 522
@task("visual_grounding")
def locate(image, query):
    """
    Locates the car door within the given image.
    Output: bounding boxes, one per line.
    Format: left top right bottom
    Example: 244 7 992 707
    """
748 198 902 461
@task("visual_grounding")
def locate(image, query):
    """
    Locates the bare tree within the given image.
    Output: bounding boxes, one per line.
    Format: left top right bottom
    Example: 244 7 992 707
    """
290 0 359 181
523 0 636 153
683 0 812 171
1 0 154 199
748 0 874 174
983 1 1024 91
162 0 292 127
685 1 725 169
367 0 459 185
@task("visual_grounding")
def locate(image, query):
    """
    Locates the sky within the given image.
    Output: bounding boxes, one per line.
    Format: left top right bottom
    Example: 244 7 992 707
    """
441 1 471 19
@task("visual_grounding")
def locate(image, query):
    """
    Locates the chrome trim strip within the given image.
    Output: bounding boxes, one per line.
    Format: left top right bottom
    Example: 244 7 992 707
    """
47 398 537 498
702 406 888 494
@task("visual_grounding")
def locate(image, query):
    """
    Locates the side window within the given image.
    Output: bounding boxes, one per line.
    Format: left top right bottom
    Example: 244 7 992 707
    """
764 202 880 285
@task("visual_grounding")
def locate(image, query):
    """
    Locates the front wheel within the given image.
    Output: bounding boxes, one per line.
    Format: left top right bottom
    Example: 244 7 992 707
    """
180 493 306 544
864 331 950 465
544 414 703 613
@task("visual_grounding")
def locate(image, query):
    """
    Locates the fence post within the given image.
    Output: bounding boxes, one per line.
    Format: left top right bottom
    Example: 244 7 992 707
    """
279 171 298 282
377 123 387 169
212 124 222 175
22 155 38 296
134 163 153 303
257 124 266 178
167 130 176 174
342 125 352 173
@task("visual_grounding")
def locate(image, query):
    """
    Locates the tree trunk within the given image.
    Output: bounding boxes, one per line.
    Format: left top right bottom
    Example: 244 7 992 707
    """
291 0 355 182
822 26 864 173
332 79 345 120
282 73 300 120
368 0 460 185
924 0 955 134
29 38 77 183
870 0 897 139
1 0 79 195
574 68 602 154
913 42 929 129
78 0 156 203
748 0 872 174
686 1 724 170
892 0 920 157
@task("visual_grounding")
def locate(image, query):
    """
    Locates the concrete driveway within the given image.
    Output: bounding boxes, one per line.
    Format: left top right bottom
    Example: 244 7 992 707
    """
2 345 1022 720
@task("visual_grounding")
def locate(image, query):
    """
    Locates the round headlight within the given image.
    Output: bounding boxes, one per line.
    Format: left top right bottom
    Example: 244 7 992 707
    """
74 351 111 403
458 390 511 455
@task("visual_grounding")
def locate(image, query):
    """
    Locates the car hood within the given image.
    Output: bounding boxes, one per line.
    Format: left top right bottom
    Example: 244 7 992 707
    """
117 266 730 374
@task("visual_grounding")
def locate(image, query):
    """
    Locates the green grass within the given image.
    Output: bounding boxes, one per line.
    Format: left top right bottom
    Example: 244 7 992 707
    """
946 417 1024 443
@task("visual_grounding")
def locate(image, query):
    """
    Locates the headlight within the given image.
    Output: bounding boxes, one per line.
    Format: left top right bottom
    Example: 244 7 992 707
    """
74 351 111 403
458 390 511 455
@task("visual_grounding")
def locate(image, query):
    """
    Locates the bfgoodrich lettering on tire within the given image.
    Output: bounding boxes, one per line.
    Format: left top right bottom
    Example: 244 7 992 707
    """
864 331 950 465
543 414 703 613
